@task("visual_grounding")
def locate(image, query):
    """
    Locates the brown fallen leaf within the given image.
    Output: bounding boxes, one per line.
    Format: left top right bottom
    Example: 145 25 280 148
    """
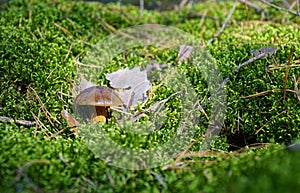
61 109 80 128
106 67 151 108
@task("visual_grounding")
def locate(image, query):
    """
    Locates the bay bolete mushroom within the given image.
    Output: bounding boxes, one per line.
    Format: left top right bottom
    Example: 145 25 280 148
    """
75 86 123 123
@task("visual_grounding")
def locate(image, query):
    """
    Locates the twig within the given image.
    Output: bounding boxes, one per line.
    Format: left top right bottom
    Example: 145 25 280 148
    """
222 48 276 88
31 111 51 138
64 43 73 61
233 143 271 153
175 136 203 163
258 0 300 16
75 60 104 69
242 89 298 99
208 0 237 44
238 0 266 13
283 46 294 102
54 23 74 37
100 19 136 40
0 116 35 127
34 110 41 137
268 64 300 70
29 87 61 127
255 110 287 135
36 27 44 39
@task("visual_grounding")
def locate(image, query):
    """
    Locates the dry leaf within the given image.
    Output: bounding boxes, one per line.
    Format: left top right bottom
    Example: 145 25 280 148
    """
106 67 151 108
61 110 80 127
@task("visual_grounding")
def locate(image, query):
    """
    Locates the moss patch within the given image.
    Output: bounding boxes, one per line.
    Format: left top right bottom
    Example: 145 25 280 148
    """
1 0 300 192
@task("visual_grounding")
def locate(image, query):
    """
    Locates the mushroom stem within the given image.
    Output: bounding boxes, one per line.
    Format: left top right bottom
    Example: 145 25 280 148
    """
91 106 106 123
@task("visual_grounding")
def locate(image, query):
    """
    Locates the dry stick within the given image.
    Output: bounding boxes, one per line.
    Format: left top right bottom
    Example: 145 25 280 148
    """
34 110 41 137
0 116 35 127
174 136 204 163
75 60 103 69
31 111 51 138
242 89 298 99
100 19 136 40
207 0 237 44
238 0 266 13
268 64 300 70
234 143 271 153
54 23 74 37
221 51 272 88
64 43 73 61
255 110 287 135
283 46 294 102
258 0 300 16
29 87 61 127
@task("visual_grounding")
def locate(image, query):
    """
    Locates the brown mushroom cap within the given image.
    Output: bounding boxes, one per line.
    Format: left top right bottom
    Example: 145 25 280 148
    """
75 86 123 107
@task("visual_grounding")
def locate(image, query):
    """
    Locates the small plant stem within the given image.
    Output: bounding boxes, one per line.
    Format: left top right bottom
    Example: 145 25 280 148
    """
283 46 294 102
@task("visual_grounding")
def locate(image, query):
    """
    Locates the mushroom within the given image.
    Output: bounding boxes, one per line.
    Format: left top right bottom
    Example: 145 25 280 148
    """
74 86 124 123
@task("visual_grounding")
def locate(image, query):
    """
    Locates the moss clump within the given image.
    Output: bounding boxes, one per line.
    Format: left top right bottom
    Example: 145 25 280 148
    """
1 0 300 192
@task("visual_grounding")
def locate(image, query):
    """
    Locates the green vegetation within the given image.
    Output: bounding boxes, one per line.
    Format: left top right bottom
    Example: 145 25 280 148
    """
1 0 300 192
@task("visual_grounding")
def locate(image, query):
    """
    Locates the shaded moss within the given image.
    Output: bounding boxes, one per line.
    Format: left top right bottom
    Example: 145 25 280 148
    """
1 0 300 192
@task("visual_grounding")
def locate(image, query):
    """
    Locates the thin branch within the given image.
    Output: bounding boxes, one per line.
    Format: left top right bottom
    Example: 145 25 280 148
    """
64 43 73 61
175 136 204 163
29 86 61 127
242 89 298 99
75 60 104 69
283 46 294 102
31 111 51 138
208 0 237 44
0 116 35 127
100 19 136 40
238 0 266 13
255 110 287 135
54 23 74 37
268 64 300 70
258 0 300 16
222 47 277 88
34 110 41 137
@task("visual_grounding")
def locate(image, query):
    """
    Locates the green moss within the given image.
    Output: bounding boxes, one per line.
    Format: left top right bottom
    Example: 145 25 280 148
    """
1 0 300 192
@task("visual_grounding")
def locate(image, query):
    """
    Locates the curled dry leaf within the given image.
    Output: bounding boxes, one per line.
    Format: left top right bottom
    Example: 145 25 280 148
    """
61 109 80 127
106 67 151 108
